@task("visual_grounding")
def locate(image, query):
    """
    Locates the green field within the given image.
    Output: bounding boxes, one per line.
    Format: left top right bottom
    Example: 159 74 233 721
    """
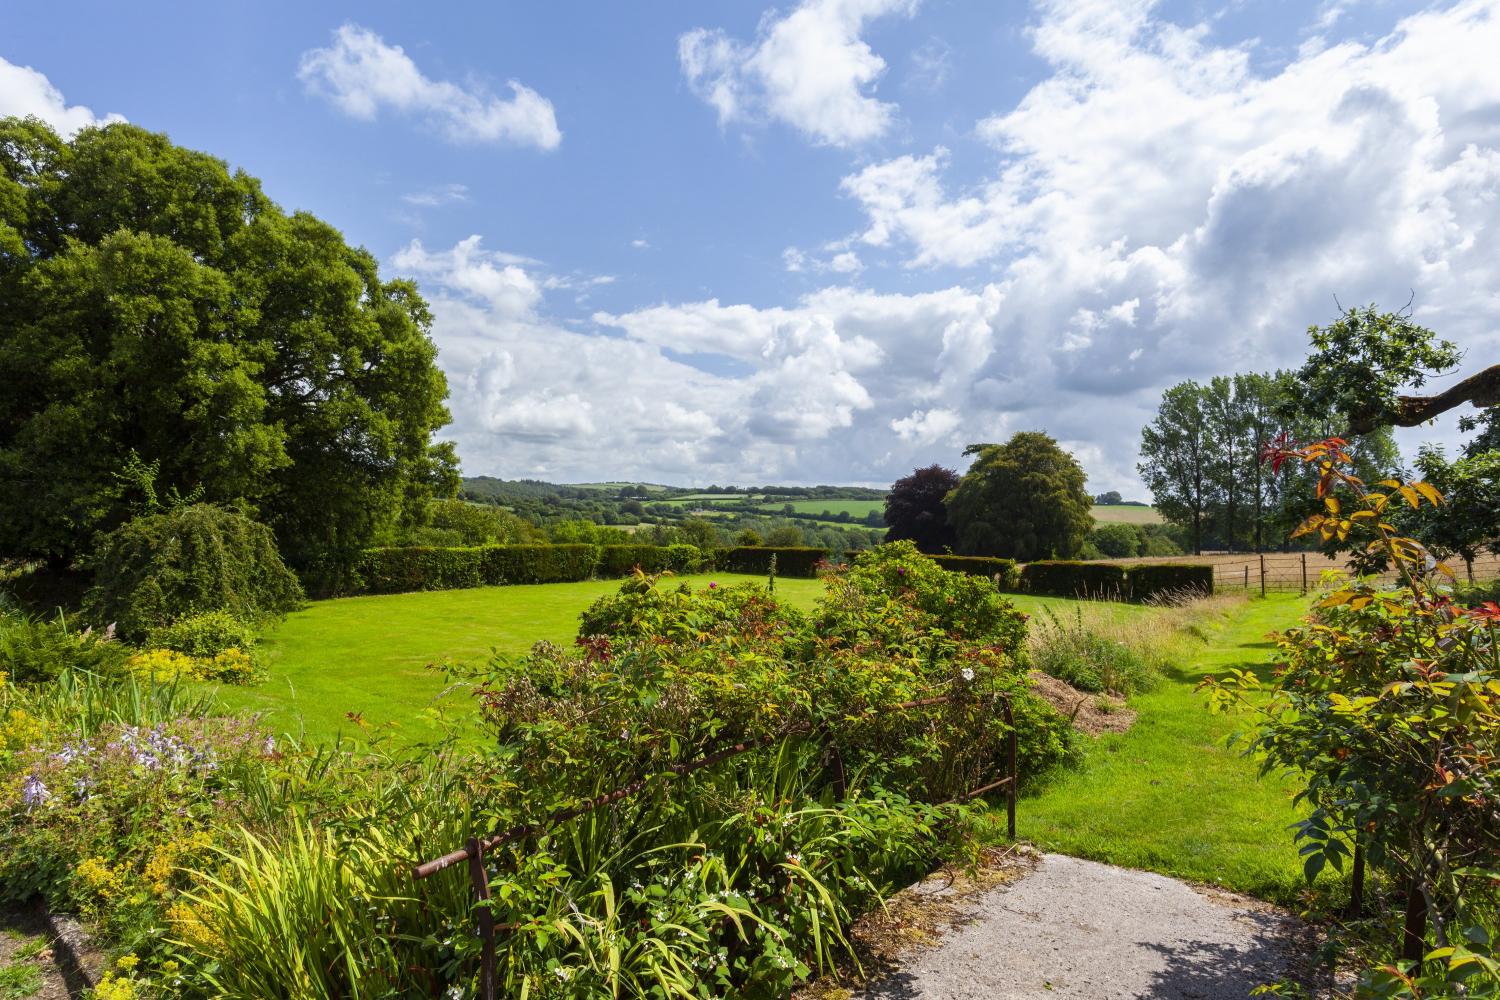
754 498 885 517
217 576 1130 745
1091 503 1162 524
652 494 765 505
212 576 1311 902
214 573 824 743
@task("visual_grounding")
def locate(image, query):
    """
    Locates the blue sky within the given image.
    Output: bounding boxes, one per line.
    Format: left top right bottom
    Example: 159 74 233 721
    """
4 0 1498 493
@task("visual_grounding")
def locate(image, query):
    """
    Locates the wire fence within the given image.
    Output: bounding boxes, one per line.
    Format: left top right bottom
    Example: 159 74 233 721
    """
1095 551 1500 595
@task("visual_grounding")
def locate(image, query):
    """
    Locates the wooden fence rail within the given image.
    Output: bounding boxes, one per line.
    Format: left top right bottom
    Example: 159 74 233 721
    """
413 693 1018 1000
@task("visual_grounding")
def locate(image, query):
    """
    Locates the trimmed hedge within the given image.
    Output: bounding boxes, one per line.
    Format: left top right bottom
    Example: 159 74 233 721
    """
1020 561 1128 598
354 543 712 594
357 546 485 593
598 544 702 577
718 546 830 577
356 544 600 594
1126 563 1214 601
931 555 1020 589
482 545 600 585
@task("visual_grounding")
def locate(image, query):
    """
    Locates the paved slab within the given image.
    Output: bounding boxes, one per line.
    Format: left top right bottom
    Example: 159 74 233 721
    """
859 854 1311 1000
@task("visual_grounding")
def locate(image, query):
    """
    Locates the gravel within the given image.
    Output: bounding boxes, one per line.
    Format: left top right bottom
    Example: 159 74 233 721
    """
857 853 1316 1000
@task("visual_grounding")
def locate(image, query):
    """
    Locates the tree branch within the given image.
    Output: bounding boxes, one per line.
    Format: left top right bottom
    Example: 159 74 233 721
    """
1348 364 1500 435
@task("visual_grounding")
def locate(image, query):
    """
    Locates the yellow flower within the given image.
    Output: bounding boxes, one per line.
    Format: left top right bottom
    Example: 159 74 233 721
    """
123 648 204 682
92 972 141 1000
167 900 220 951
114 954 139 972
1 708 46 751
144 829 215 896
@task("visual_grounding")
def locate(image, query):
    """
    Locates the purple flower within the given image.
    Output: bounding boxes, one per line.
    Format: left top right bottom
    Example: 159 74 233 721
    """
21 774 50 810
897 567 906 576
709 582 717 589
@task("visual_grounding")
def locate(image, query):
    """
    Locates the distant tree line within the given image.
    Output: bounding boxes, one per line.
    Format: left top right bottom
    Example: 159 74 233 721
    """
1139 371 1400 554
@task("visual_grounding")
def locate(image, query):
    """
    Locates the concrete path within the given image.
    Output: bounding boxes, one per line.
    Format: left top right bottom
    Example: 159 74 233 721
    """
858 854 1313 1000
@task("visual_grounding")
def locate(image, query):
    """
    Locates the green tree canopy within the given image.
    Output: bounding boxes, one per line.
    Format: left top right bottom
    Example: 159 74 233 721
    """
946 432 1093 561
0 117 456 579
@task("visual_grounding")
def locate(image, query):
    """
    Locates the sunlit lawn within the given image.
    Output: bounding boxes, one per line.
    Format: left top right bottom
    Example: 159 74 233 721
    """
212 573 825 744
213 575 1129 746
213 573 1315 903
1000 592 1313 903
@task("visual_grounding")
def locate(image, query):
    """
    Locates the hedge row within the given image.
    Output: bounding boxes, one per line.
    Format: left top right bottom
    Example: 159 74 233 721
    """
717 546 830 577
355 545 604 594
931 555 1020 589
1020 561 1127 598
1122 563 1215 601
1019 561 1214 600
598 544 704 577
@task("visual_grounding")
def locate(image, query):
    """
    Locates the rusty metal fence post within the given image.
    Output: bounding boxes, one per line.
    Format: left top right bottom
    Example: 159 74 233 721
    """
465 837 497 1000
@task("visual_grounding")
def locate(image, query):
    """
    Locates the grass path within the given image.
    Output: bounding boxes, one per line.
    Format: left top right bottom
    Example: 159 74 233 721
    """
1006 593 1310 903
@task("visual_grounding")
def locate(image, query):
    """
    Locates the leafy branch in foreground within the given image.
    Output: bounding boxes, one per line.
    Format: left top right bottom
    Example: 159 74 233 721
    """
1204 436 1500 998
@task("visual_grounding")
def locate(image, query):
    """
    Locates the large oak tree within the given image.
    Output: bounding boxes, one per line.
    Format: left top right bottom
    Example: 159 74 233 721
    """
946 433 1092 561
0 118 457 578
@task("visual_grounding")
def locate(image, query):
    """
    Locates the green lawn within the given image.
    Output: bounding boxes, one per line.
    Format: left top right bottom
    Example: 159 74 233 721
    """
216 576 1311 903
1004 593 1310 902
214 573 826 744
218 577 1122 747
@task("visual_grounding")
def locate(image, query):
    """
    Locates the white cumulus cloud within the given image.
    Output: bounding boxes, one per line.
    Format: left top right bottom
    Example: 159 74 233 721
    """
679 0 918 147
299 24 561 149
0 56 123 134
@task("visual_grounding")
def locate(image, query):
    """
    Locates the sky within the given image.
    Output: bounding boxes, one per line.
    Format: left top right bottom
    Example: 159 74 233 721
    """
3 0 1500 495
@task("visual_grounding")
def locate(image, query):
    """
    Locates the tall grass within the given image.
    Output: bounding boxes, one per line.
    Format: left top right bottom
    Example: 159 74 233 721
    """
1026 592 1247 695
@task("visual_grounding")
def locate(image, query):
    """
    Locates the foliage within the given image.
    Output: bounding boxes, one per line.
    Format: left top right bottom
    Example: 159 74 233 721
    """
1404 446 1500 582
410 498 542 548
598 543 702 577
883 465 959 553
449 542 1070 995
718 546 830 577
122 646 261 685
1021 561 1128 599
84 504 304 642
354 543 603 594
0 117 456 571
0 610 126 684
1090 522 1144 558
1139 372 1402 555
144 609 257 659
947 433 1092 561
1139 380 1214 554
1205 438 1499 994
1293 305 1461 435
